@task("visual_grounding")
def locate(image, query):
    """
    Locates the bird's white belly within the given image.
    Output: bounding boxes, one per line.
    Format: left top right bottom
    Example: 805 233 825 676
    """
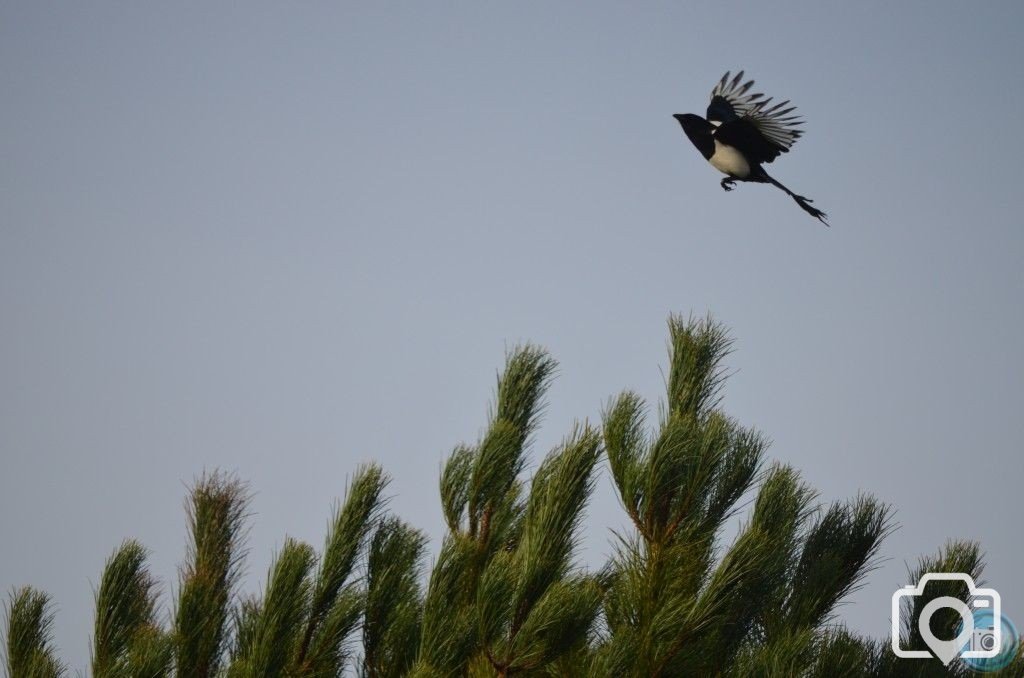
709 140 750 178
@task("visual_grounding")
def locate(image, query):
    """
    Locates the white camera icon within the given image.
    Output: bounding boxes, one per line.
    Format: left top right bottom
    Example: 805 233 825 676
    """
891 573 1001 665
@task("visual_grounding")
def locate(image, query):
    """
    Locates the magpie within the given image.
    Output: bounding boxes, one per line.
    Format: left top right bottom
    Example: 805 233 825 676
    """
673 71 828 225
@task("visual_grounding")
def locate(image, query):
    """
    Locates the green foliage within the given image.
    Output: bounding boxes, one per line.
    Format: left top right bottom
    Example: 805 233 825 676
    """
600 315 904 677
600 317 773 676
299 585 362 677
92 540 172 677
2 315 1009 677
441 445 474 534
413 536 478 677
414 345 593 677
665 313 733 418
476 427 603 675
295 464 387 673
780 494 894 632
174 471 249 678
363 518 428 678
901 541 985 656
231 539 316 677
4 588 65 678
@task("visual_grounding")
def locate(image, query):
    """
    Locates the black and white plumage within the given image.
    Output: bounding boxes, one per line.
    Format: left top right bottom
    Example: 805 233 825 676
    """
673 71 828 225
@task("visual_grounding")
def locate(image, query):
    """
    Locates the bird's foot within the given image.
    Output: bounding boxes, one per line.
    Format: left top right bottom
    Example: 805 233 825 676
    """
720 178 736 192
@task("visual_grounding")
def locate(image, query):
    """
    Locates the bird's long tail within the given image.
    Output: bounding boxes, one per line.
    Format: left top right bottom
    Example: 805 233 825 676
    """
764 173 829 226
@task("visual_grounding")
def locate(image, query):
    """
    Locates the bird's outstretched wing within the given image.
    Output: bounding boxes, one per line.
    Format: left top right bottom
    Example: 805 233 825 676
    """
707 70 805 164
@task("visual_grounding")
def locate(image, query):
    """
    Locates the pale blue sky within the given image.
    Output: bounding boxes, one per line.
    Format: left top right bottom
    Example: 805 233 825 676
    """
2 2 1023 672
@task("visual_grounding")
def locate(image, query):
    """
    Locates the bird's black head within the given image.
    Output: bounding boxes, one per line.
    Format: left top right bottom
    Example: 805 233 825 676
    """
673 113 713 135
673 113 715 158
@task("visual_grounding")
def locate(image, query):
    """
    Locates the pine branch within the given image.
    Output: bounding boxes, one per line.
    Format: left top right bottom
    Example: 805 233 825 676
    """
780 494 894 632
492 345 557 447
468 347 556 541
902 540 985 654
301 585 362 676
511 426 602 629
477 426 603 672
297 464 387 668
91 540 165 677
468 421 522 541
503 575 604 674
652 464 815 675
440 445 474 533
233 539 316 677
665 314 733 420
413 536 478 676
119 625 174 678
603 392 648 536
173 471 250 678
4 587 66 678
363 518 428 678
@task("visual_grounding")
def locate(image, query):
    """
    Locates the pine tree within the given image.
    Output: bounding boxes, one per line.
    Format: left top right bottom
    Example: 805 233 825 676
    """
4 316 1022 677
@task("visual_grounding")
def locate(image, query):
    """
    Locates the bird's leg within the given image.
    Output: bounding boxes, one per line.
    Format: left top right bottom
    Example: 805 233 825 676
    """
720 177 736 192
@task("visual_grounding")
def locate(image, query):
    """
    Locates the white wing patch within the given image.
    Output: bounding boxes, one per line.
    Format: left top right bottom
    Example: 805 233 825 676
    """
711 70 805 152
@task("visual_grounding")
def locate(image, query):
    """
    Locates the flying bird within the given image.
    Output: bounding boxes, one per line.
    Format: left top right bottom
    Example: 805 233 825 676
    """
673 71 828 225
